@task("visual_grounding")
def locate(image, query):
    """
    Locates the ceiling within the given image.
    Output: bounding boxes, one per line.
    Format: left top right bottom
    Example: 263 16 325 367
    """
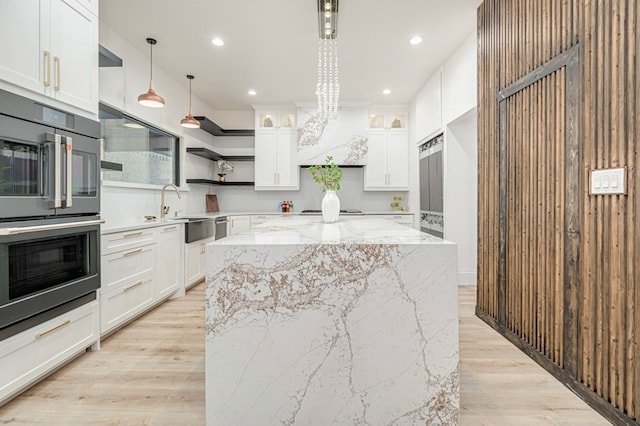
100 0 480 111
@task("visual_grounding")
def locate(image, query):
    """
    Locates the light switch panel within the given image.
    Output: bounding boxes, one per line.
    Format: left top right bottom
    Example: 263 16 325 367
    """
590 168 626 195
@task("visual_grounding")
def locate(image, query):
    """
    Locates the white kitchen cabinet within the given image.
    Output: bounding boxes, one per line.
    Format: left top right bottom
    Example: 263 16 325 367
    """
254 128 299 190
185 236 214 289
229 216 251 235
0 300 99 406
364 129 409 191
155 224 181 301
255 111 296 130
100 232 156 336
254 108 299 191
415 70 443 143
368 112 408 130
0 0 98 116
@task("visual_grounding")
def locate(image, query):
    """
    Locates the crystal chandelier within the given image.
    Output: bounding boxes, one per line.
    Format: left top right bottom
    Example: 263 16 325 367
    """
316 0 340 120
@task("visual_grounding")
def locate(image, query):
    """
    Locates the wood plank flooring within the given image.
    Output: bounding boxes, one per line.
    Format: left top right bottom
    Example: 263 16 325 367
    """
0 284 610 425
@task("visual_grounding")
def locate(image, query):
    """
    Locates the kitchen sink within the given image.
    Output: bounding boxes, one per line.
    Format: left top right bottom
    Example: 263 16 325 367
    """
165 216 209 222
161 216 215 242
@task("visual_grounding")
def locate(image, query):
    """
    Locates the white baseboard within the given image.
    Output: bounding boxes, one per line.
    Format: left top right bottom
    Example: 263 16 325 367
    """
458 270 476 286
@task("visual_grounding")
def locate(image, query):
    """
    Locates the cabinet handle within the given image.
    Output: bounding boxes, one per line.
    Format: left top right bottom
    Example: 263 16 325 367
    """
35 319 71 339
163 226 177 231
43 51 51 87
53 56 60 91
124 280 144 292
201 242 205 254
123 248 143 257
123 231 143 238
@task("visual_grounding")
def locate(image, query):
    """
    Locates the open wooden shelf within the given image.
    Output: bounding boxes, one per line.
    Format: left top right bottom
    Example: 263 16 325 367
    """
186 147 254 162
192 117 254 137
186 179 254 187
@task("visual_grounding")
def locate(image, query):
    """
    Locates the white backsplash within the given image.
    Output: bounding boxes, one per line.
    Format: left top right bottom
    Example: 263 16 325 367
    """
100 168 407 224
209 168 406 213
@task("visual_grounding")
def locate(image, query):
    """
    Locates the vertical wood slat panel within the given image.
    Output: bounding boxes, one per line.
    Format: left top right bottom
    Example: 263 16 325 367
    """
478 0 639 422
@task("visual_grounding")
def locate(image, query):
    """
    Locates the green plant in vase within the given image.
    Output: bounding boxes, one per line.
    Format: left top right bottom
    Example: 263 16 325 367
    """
308 156 343 223
307 156 343 191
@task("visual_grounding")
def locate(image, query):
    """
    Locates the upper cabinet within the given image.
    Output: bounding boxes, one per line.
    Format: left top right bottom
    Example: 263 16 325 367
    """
256 111 296 130
368 112 408 130
364 110 409 191
0 0 98 117
254 107 299 191
414 69 442 143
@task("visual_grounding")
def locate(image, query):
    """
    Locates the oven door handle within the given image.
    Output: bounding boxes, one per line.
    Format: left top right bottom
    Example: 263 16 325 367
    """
0 219 105 235
49 134 63 209
63 135 73 208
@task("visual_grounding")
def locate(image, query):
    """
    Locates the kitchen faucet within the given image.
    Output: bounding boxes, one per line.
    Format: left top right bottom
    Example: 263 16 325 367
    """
160 183 181 219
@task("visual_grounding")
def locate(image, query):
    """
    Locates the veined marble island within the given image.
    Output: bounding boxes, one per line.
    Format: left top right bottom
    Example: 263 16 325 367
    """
205 216 459 425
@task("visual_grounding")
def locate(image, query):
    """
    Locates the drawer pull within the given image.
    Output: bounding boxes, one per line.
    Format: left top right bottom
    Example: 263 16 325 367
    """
124 280 144 292
123 231 143 238
122 248 143 257
163 226 177 231
201 242 206 254
35 320 71 339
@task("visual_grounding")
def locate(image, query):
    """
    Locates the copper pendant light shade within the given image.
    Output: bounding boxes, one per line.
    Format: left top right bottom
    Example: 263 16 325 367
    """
180 75 200 129
138 38 165 108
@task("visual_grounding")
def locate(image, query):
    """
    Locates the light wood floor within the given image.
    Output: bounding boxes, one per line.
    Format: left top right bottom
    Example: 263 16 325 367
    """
0 284 610 425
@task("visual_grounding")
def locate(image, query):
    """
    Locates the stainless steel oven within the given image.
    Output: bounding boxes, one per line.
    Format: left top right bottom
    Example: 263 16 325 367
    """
0 89 100 219
0 216 102 335
0 89 102 341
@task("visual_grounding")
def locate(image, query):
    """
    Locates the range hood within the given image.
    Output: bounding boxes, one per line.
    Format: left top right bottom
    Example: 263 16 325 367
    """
296 105 369 166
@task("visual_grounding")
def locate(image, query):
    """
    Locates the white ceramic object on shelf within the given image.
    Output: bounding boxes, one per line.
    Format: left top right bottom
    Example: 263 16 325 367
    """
321 190 340 223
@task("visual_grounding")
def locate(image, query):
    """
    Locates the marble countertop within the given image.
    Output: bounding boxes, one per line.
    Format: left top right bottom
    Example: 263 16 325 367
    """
100 211 415 234
212 215 448 246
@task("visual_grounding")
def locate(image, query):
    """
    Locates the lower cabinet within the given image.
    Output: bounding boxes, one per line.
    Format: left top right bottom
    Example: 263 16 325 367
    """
185 236 214 288
155 224 181 300
229 215 251 235
100 224 182 336
100 275 155 335
0 300 99 405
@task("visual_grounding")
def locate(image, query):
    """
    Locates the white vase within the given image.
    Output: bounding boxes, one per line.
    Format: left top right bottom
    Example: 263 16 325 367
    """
321 190 340 223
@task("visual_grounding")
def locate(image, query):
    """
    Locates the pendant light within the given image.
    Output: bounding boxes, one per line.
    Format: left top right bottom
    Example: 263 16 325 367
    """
138 38 165 108
180 75 200 128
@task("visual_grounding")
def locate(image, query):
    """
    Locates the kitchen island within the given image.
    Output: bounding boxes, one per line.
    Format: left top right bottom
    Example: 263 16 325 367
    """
205 216 459 425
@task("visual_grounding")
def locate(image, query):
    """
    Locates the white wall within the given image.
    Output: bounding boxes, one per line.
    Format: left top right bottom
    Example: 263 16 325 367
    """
444 109 477 285
411 30 478 285
99 22 414 223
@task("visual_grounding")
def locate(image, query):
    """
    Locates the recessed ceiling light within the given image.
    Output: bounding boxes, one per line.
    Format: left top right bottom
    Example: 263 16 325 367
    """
248 90 256 96
382 89 391 95
409 35 423 45
211 37 224 47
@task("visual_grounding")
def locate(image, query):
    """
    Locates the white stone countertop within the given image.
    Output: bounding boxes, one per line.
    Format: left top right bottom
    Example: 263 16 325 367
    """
211 215 447 246
100 211 415 234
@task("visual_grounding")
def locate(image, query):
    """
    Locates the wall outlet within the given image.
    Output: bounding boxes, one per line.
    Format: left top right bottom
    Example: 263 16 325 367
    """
590 167 626 195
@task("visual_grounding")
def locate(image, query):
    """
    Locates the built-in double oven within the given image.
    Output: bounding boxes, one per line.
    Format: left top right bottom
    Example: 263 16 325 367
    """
0 89 102 340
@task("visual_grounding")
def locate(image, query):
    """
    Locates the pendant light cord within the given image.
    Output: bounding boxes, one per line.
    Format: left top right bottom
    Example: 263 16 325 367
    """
149 43 153 81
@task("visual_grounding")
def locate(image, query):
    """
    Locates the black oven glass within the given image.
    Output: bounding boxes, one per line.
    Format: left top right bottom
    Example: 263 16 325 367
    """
0 140 41 196
8 234 88 301
70 150 97 197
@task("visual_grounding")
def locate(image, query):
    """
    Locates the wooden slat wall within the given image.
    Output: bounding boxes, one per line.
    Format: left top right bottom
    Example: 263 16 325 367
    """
477 0 639 423
503 70 566 368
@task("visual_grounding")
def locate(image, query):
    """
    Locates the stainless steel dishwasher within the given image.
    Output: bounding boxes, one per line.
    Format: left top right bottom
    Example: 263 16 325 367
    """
215 216 228 240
